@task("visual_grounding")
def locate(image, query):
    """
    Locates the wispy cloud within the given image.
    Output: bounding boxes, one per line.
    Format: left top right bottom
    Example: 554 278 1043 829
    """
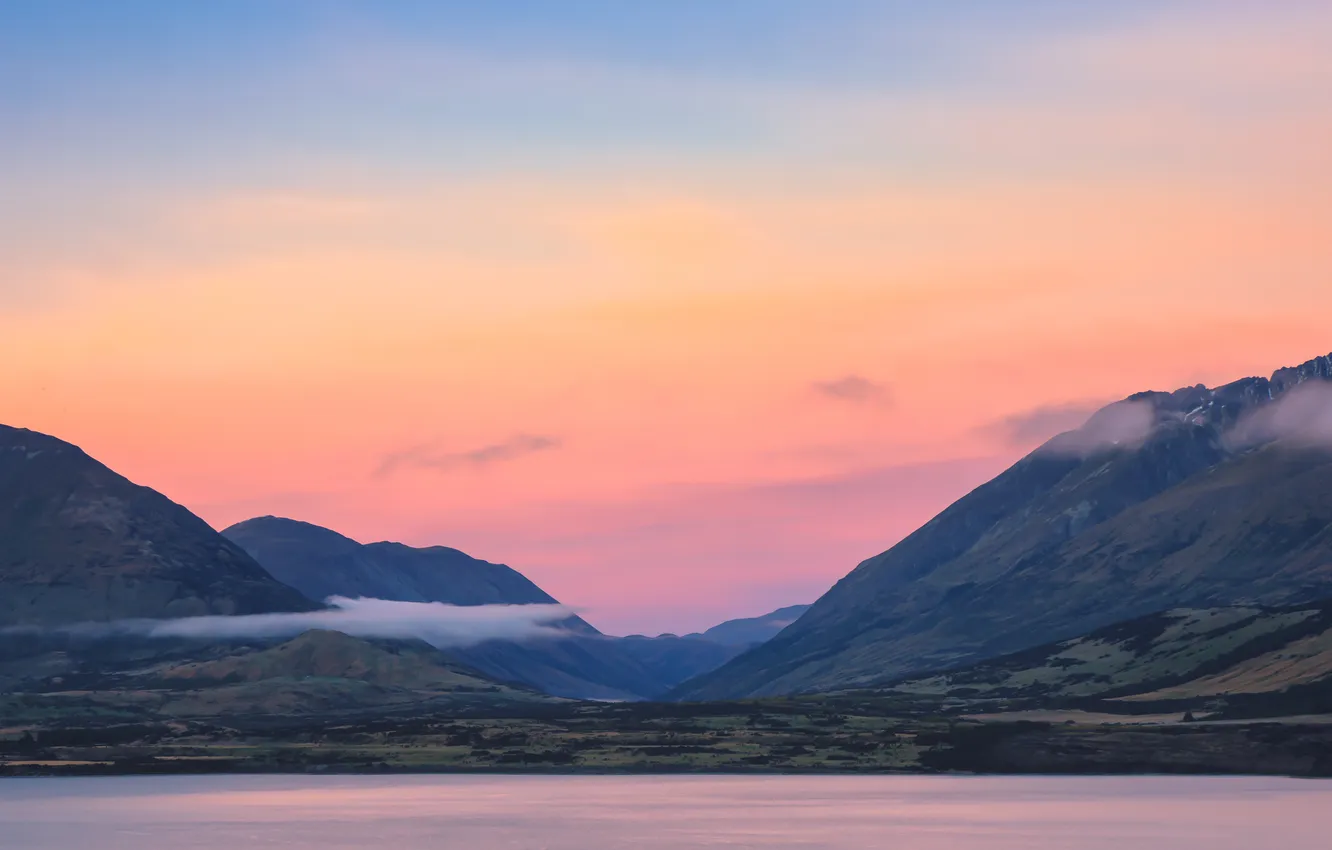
982 398 1160 458
984 401 1105 447
9 598 577 648
1037 400 1157 457
376 434 561 477
1226 381 1332 450
811 375 892 405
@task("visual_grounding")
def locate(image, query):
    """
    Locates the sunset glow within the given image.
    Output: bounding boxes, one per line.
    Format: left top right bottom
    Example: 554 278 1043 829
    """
4 1 1330 633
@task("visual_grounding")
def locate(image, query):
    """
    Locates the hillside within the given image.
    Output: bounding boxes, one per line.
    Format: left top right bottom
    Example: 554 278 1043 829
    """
674 352 1332 700
2 630 554 722
0 425 318 626
879 601 1332 711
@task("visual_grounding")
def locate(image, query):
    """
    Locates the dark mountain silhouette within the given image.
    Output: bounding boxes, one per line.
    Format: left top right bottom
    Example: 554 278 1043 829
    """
223 516 573 611
673 352 1332 700
612 635 746 690
608 605 812 690
697 604 811 646
0 424 317 627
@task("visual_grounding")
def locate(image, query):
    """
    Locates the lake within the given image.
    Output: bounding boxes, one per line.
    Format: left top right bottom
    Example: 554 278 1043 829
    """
1 775 1329 848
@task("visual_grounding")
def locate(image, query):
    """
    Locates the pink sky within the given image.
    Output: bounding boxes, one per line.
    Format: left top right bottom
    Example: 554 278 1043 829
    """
3 1 1330 633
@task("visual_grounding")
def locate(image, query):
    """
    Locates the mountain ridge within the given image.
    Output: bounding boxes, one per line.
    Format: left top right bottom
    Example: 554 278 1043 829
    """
223 516 777 699
0 424 318 626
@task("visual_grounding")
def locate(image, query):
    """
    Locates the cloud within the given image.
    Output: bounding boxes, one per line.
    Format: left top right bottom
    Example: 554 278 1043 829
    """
985 401 1105 447
982 399 1157 457
1225 381 1332 450
376 434 560 477
11 598 577 648
811 375 892 405
1040 399 1157 457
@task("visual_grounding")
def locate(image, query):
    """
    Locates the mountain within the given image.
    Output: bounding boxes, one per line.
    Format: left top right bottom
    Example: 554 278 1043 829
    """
613 635 747 690
223 517 805 698
0 425 317 626
881 601 1332 710
223 516 673 699
607 605 812 690
698 604 811 646
224 516 571 610
673 352 1332 700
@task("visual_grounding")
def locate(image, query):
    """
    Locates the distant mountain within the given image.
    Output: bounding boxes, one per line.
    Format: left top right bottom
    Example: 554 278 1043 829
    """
224 516 570 610
613 635 747 690
0 425 317 626
697 605 810 646
608 605 811 691
223 517 808 699
224 516 674 699
673 352 1332 700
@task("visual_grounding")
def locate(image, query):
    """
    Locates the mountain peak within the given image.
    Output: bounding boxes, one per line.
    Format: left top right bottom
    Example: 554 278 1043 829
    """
0 425 319 626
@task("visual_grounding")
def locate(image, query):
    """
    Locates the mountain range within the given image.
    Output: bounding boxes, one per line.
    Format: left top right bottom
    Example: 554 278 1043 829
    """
0 433 801 705
222 516 793 699
5 350 1332 722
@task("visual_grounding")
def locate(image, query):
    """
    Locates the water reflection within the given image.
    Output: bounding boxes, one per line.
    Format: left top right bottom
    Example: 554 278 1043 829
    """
1 775 1329 849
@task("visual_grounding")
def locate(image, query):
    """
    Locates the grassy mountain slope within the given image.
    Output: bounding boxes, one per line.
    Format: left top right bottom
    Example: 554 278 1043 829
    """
2 630 554 721
881 601 1332 705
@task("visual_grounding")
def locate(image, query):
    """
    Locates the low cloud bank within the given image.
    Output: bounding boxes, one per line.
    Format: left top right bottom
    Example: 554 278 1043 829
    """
11 598 577 648
987 401 1105 449
1038 399 1157 457
1226 381 1332 450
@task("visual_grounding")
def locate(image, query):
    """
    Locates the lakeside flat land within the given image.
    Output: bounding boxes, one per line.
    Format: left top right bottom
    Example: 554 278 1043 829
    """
6 697 1332 777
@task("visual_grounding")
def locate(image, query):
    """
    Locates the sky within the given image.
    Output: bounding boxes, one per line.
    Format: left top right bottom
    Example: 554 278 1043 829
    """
3 1 1331 635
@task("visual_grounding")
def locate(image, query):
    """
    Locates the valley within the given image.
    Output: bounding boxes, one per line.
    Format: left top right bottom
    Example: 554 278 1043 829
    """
4 351 1332 776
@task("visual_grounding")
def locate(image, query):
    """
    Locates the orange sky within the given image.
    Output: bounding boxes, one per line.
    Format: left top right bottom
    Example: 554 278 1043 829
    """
3 1 1330 632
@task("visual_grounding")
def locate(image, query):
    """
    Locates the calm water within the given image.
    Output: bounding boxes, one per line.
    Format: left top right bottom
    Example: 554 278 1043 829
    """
1 775 1329 849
